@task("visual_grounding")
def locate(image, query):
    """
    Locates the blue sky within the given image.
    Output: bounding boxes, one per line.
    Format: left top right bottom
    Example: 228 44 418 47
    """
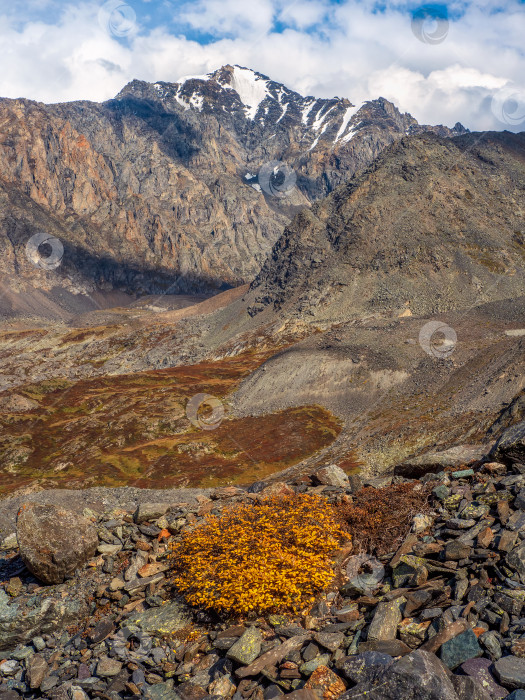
1 0 524 131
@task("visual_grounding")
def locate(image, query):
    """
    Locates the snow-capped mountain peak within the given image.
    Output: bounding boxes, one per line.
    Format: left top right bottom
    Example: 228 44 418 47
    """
174 65 275 121
164 64 364 144
118 65 467 158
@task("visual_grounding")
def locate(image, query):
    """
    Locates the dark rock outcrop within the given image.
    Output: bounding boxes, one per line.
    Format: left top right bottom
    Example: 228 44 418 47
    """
341 650 459 699
490 420 525 465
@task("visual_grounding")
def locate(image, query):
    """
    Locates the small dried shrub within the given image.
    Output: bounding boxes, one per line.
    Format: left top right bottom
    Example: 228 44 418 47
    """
339 482 430 555
168 494 348 616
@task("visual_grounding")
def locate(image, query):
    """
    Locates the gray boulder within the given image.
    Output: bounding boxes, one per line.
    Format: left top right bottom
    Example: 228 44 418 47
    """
340 650 459 699
313 464 350 488
393 445 487 479
17 503 98 585
493 655 525 690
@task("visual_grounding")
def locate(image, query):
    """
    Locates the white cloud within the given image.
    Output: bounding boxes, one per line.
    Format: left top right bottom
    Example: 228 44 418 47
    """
0 0 523 131
178 0 276 38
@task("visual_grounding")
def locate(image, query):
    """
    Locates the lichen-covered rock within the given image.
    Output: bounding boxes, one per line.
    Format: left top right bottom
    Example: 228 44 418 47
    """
16 503 98 585
124 600 192 637
304 665 347 698
0 589 88 651
507 541 525 583
451 675 493 700
226 627 262 665
339 651 393 685
367 599 405 642
393 445 487 479
314 465 350 488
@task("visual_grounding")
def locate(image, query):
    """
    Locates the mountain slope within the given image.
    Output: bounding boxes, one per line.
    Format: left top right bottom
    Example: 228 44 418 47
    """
1 130 525 487
247 131 525 321
0 65 466 312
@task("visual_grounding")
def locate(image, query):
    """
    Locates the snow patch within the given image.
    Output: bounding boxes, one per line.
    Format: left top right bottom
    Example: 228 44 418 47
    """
309 122 330 150
308 136 320 152
174 91 190 111
244 172 256 180
312 104 336 131
334 105 361 143
341 130 357 144
341 122 361 144
276 103 288 123
176 72 211 84
251 183 262 192
229 66 270 120
189 94 203 111
301 99 316 125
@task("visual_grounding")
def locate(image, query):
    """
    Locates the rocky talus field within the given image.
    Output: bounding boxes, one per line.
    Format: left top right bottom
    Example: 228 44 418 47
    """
1 422 525 699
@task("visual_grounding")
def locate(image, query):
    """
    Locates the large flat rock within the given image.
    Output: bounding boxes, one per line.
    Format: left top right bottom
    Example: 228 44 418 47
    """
394 445 487 479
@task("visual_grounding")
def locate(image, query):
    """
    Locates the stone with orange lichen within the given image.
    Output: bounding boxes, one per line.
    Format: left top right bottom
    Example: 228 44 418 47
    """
137 561 169 578
304 665 347 699
259 482 295 498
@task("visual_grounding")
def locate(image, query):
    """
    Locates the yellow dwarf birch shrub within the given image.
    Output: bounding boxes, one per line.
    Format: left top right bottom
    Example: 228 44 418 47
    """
168 493 348 616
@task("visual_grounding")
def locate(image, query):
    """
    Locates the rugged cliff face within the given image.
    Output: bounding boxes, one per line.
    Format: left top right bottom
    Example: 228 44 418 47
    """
0 65 466 309
247 131 525 321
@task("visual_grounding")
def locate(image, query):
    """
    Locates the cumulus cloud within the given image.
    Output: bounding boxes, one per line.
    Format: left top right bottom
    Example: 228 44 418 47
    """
0 0 523 131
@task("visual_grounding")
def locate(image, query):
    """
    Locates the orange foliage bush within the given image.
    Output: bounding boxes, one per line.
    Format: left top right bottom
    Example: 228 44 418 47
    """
168 494 349 616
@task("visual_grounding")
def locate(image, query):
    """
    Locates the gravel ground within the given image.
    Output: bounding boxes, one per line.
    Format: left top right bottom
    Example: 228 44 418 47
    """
0 486 213 541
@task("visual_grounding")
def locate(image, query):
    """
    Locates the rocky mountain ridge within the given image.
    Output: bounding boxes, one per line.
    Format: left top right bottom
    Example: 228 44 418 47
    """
246 130 525 321
0 65 466 316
